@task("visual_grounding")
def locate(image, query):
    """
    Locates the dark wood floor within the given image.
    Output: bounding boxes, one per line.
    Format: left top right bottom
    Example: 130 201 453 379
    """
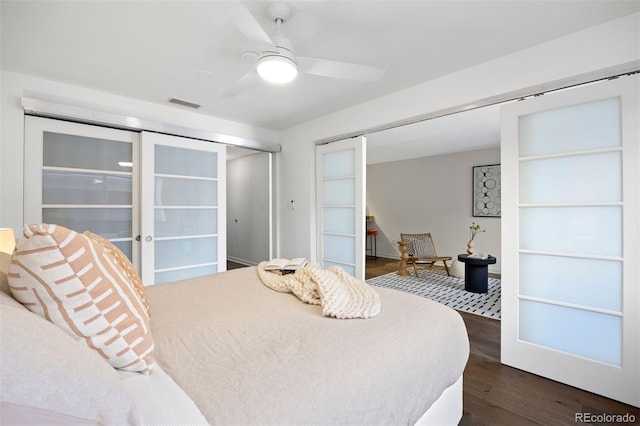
365 256 640 425
227 260 248 270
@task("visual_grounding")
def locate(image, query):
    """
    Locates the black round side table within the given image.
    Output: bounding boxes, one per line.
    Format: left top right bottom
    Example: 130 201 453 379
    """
457 254 497 293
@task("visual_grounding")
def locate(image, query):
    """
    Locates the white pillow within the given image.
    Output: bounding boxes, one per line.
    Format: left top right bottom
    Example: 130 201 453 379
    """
0 303 141 425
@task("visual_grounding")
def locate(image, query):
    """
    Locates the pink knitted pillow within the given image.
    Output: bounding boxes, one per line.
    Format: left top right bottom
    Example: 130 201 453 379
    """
8 224 154 374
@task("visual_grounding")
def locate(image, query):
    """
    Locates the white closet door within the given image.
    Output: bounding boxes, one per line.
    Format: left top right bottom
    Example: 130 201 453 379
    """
501 75 639 406
24 116 140 266
316 137 366 280
140 132 226 285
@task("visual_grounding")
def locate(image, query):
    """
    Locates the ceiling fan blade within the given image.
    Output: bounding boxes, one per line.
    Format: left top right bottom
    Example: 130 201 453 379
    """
219 2 273 46
219 69 258 98
297 57 385 82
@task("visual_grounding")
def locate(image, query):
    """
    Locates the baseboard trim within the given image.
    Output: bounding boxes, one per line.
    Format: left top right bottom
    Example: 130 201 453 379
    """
375 252 401 261
227 256 257 266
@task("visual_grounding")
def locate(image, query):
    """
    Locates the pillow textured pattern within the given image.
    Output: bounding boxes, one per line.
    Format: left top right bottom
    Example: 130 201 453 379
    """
84 231 150 317
7 223 154 374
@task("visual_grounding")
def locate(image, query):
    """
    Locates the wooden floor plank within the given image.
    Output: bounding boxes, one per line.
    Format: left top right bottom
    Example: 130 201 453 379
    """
461 391 539 426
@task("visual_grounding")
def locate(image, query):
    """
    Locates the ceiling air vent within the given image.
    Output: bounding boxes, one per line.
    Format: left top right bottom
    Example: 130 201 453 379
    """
169 98 201 109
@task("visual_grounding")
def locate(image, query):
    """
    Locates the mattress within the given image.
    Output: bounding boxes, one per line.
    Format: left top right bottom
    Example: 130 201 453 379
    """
145 266 469 425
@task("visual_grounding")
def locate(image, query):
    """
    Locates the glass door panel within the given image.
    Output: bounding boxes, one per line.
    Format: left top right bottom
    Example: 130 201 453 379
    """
519 253 622 311
155 208 217 237
42 207 132 239
155 144 218 178
518 97 621 156
140 133 226 285
519 300 621 366
155 177 218 206
43 171 133 205
42 131 134 171
24 116 140 269
323 179 356 205
155 237 219 269
519 151 622 204
155 265 219 284
316 137 365 279
519 206 622 256
322 207 355 234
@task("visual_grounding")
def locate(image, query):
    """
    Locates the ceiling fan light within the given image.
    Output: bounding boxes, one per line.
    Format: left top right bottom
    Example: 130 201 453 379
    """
257 55 298 84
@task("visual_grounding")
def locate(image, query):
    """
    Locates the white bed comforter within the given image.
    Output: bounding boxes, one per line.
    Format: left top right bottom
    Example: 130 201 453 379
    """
144 267 469 425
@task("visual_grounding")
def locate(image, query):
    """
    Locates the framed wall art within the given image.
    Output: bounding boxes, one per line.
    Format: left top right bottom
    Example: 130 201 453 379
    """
472 164 501 217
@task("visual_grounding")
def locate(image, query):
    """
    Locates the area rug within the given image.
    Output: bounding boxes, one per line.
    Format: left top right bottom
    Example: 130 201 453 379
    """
367 270 501 320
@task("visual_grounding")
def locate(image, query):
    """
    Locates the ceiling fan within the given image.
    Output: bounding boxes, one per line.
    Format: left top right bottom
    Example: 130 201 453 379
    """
220 1 386 97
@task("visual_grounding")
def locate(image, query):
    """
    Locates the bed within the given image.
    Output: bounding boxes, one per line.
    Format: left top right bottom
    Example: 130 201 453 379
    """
1 224 469 425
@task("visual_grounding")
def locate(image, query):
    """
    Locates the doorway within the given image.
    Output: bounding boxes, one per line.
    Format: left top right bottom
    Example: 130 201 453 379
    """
226 147 273 267
367 76 638 405
364 104 502 271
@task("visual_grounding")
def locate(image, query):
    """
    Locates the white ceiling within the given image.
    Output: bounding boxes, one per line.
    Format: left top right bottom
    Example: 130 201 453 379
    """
366 104 501 165
2 1 638 162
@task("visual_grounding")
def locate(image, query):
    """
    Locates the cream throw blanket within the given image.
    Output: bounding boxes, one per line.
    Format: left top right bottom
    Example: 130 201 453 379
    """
257 262 381 319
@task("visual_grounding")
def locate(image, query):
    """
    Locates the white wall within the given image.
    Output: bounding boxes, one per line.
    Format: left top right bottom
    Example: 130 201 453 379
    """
367 147 501 273
277 13 640 262
227 152 271 265
0 71 279 233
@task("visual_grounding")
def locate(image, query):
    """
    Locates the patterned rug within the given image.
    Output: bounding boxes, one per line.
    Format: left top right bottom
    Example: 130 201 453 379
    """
367 270 501 320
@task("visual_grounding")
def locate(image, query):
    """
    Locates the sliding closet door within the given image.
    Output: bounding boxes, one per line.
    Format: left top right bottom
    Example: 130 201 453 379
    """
501 75 639 406
24 116 140 265
140 132 226 285
316 137 366 280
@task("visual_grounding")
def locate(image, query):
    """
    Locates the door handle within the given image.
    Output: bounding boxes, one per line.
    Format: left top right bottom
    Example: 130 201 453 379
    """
135 235 141 242
145 235 153 242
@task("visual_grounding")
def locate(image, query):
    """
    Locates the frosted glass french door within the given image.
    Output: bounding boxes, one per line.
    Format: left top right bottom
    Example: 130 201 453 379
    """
24 116 140 265
501 75 639 406
24 119 227 285
140 132 226 285
316 137 366 280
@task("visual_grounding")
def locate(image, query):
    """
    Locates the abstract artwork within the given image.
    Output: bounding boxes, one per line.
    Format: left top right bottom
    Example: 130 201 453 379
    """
473 164 501 217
